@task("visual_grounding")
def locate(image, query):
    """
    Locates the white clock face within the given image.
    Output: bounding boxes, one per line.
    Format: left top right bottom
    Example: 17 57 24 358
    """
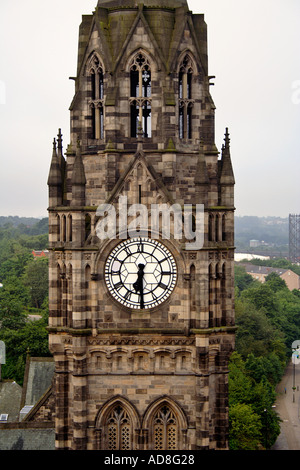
104 237 177 309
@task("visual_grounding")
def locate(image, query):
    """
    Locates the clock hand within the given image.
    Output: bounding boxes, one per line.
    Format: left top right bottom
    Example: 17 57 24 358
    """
133 263 145 308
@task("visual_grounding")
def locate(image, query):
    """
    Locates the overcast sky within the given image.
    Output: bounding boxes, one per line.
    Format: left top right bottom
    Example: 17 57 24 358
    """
0 0 299 219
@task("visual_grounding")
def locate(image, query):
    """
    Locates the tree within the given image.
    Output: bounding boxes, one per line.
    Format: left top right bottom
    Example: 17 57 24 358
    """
229 403 262 450
234 297 286 361
23 258 48 308
241 283 280 319
0 316 50 385
234 265 258 292
265 272 287 292
245 353 284 385
0 275 29 329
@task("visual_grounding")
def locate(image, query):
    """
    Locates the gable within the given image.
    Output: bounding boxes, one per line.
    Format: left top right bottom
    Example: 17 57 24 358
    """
107 150 175 208
169 15 206 74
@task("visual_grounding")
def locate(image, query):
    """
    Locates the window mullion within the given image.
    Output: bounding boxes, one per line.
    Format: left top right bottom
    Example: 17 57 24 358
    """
183 72 188 99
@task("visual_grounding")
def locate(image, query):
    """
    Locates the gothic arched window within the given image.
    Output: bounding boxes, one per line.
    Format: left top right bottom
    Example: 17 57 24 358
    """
178 54 194 139
129 52 152 138
87 54 104 140
153 405 178 450
106 405 132 450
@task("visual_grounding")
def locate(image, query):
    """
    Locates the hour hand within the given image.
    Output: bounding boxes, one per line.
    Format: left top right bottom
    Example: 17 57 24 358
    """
133 263 145 308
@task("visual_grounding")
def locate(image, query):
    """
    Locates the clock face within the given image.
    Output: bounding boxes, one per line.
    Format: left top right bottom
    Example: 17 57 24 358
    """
104 237 177 309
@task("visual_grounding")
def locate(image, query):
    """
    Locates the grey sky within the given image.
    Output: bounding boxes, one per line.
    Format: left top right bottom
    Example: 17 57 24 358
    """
0 0 299 218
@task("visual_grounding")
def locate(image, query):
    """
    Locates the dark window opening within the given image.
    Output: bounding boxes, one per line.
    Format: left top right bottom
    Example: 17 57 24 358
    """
130 53 152 138
178 55 194 139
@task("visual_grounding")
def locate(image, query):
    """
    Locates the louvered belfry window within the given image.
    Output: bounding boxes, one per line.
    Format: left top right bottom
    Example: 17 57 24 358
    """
179 54 194 139
130 52 152 138
88 55 104 140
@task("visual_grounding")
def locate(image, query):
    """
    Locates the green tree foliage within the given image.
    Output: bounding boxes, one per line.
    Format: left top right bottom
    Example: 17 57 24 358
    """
229 265 300 449
0 218 50 384
229 403 262 450
23 258 48 308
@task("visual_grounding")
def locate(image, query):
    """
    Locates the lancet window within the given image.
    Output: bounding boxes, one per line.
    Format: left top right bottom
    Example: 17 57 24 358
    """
129 52 152 138
153 405 178 450
88 55 104 140
106 405 132 450
178 54 194 139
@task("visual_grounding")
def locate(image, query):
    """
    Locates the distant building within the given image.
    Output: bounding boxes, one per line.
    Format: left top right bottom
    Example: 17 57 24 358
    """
32 250 49 258
240 263 300 291
289 214 300 263
249 240 260 248
235 253 270 262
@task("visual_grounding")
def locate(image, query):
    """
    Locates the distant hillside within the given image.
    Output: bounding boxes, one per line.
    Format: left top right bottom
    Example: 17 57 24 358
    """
235 216 288 246
0 216 48 236
0 216 42 227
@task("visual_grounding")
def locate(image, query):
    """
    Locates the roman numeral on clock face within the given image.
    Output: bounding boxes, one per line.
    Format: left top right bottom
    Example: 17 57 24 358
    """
105 238 177 309
113 281 123 291
158 282 168 290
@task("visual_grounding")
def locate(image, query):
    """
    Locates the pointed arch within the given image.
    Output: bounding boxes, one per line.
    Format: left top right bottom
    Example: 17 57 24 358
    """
177 52 196 140
142 396 188 450
85 51 105 77
95 396 141 450
85 51 105 140
128 50 153 138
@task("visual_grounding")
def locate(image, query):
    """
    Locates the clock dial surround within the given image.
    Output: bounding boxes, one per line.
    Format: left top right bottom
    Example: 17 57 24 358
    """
104 237 177 309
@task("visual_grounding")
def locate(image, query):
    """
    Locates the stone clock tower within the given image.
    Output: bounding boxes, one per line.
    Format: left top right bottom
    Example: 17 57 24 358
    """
47 0 235 450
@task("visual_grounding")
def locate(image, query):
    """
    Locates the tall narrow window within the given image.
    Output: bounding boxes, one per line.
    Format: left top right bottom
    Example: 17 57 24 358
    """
153 406 178 450
130 53 151 138
178 55 194 139
88 55 104 140
106 405 132 450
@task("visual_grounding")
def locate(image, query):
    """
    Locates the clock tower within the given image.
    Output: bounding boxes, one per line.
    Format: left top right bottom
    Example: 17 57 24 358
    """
48 0 235 450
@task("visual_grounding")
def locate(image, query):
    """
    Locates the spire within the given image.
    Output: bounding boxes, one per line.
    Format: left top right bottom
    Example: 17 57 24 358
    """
71 140 86 186
219 128 234 208
47 139 62 187
220 128 235 186
57 128 66 171
47 138 63 208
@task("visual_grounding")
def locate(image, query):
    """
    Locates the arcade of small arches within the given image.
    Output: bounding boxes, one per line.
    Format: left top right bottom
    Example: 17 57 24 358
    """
53 210 229 244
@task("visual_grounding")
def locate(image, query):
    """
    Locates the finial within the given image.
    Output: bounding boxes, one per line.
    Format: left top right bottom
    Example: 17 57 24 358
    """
57 129 63 151
53 138 57 151
224 127 230 149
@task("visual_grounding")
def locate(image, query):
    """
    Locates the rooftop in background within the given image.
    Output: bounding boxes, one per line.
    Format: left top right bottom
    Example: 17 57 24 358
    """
239 263 300 291
32 250 49 258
